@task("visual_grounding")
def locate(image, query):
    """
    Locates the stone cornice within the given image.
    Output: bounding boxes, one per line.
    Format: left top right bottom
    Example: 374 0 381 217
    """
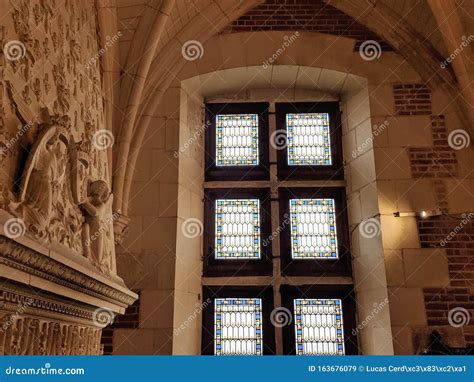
0 283 96 327
0 236 137 309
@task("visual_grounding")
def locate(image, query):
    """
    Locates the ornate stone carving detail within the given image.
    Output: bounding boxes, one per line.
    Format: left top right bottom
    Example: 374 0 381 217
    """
113 213 130 245
1 0 113 273
81 181 114 273
0 285 105 355
0 282 104 356
0 1 137 356
0 287 96 322
0 316 102 355
1 104 115 275
0 237 136 306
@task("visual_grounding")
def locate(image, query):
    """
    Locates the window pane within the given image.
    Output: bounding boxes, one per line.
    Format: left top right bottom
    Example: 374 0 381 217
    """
216 114 259 166
290 198 338 258
215 199 260 259
287 113 332 165
294 298 344 355
215 298 263 355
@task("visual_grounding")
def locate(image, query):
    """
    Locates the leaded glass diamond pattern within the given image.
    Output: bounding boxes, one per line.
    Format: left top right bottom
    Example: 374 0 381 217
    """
287 113 332 165
216 114 259 166
215 199 260 259
290 199 338 258
214 298 263 355
294 298 344 355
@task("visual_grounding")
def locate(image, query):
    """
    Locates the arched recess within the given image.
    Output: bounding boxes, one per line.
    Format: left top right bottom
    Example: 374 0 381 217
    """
171 64 392 355
112 0 472 221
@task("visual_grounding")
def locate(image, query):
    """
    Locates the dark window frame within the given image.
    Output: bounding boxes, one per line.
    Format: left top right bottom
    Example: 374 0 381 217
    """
203 188 273 277
278 187 352 277
275 102 343 180
280 284 358 355
205 102 270 181
201 285 276 355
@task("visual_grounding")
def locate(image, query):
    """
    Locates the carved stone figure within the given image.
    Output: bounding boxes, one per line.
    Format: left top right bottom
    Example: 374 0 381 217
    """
52 58 71 114
11 125 68 238
36 321 49 355
80 180 113 273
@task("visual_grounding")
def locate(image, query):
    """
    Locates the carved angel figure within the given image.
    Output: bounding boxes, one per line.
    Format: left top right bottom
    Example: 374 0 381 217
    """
11 126 68 238
80 180 113 273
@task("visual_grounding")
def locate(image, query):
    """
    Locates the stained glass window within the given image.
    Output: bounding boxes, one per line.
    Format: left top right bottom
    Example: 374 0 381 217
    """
290 199 338 258
294 298 344 355
216 114 259 166
286 113 332 165
214 298 263 355
215 199 260 259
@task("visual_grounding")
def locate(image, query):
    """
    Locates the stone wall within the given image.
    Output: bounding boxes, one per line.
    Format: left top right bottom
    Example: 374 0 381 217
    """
114 85 181 354
113 28 473 355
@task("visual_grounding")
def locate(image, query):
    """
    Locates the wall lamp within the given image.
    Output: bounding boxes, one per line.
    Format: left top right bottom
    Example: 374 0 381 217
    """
393 208 442 218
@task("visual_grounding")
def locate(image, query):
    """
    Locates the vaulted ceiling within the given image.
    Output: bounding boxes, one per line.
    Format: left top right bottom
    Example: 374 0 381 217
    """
105 0 473 217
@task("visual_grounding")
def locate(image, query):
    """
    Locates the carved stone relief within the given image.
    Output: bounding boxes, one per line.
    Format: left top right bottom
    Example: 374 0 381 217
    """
0 0 114 275
0 0 137 356
0 315 102 355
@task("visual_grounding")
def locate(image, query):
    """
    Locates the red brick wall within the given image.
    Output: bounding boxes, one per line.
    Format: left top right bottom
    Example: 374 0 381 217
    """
101 292 141 355
407 110 473 346
424 287 474 347
418 214 474 286
222 0 392 50
418 199 474 348
408 115 458 178
396 84 473 347
418 195 474 347
394 84 432 116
